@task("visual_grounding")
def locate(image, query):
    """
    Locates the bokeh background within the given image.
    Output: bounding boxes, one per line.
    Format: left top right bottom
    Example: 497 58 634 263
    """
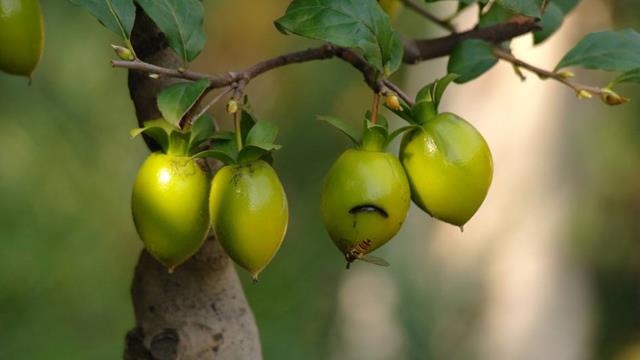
1 0 639 359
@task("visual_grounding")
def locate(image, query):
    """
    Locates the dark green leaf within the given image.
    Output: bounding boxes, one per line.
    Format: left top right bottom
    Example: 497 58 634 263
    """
479 3 515 28
275 0 403 75
611 68 640 86
245 121 279 147
237 144 282 164
69 0 135 39
240 109 258 144
556 29 640 71
447 40 498 83
495 0 541 18
157 79 210 127
317 115 360 145
130 118 172 152
188 113 214 151
534 2 563 44
385 125 417 148
136 0 206 63
192 149 236 165
553 0 580 13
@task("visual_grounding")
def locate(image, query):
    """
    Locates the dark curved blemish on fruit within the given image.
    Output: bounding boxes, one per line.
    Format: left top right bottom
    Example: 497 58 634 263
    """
349 204 388 218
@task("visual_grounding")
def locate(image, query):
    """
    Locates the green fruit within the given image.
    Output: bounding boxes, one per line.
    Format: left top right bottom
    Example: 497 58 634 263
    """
0 0 44 77
321 149 410 265
209 160 288 280
400 112 493 227
131 153 210 271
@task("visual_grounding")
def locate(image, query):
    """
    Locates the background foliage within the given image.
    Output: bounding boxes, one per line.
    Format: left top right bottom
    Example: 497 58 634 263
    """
0 1 638 359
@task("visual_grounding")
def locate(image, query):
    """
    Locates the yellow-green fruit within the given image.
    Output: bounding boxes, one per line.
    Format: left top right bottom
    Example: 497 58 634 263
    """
0 0 44 77
400 112 493 227
321 149 410 262
378 0 403 20
132 153 210 271
209 160 288 280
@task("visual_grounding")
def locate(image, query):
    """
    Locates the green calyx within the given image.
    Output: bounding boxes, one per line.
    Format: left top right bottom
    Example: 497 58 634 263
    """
130 113 216 157
318 111 416 153
192 107 282 166
386 73 460 125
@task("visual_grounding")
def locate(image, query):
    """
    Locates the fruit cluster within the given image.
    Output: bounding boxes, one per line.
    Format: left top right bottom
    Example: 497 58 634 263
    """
131 76 493 279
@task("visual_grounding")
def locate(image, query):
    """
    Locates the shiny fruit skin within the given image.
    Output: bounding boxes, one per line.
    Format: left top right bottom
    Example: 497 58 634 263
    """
0 0 44 77
400 112 493 226
131 153 210 270
321 149 410 258
209 160 288 279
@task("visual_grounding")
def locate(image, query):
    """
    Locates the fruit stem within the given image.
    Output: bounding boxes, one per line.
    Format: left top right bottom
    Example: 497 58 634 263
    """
371 92 381 125
234 109 243 151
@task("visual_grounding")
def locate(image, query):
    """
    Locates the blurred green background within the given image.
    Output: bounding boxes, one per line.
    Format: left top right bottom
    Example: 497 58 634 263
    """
0 1 638 359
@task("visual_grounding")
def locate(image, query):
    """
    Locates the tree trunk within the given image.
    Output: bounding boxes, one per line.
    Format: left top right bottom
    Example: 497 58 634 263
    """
122 9 262 360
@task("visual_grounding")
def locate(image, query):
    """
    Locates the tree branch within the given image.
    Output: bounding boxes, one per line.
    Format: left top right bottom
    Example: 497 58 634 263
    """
401 0 456 33
492 47 607 97
403 16 540 63
113 17 541 108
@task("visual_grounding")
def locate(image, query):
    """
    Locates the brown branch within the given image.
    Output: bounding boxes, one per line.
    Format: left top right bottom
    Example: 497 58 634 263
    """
403 16 540 63
492 47 605 97
113 17 541 108
401 0 456 33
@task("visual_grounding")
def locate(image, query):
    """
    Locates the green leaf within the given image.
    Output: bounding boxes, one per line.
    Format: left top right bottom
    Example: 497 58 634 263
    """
553 0 580 13
534 2 563 45
610 68 640 86
479 3 515 28
275 0 404 75
240 108 258 144
69 0 135 40
237 144 282 165
245 121 279 147
130 118 172 152
495 0 541 18
556 29 640 72
447 40 498 83
385 125 417 148
136 0 206 63
318 115 360 145
157 79 210 127
188 113 214 152
208 131 235 141
192 149 236 165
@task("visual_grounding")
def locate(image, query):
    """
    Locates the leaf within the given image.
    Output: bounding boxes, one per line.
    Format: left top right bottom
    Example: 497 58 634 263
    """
237 144 282 164
245 121 279 147
447 40 498 83
534 2 563 45
240 109 258 144
188 113 214 151
136 0 207 63
157 79 210 127
69 0 135 39
317 115 360 145
553 0 580 13
385 125 417 148
275 0 404 75
192 137 238 165
192 149 236 165
479 3 515 28
130 118 173 152
556 29 640 72
495 0 541 18
610 68 640 86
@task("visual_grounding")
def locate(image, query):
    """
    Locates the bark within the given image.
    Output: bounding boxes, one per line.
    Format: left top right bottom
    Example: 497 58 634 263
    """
123 9 262 360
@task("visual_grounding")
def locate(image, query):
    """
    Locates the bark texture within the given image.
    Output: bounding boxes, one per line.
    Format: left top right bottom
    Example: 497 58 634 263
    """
123 9 262 360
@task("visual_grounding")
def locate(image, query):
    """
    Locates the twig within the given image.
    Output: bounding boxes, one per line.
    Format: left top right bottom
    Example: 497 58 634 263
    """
492 47 605 97
190 85 236 123
382 79 414 107
401 0 456 33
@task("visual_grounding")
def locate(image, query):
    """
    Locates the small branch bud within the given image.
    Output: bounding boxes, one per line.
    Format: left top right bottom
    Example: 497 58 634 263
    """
600 88 629 106
226 100 239 114
558 71 575 79
148 73 160 79
576 90 593 99
111 44 135 61
385 95 402 111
